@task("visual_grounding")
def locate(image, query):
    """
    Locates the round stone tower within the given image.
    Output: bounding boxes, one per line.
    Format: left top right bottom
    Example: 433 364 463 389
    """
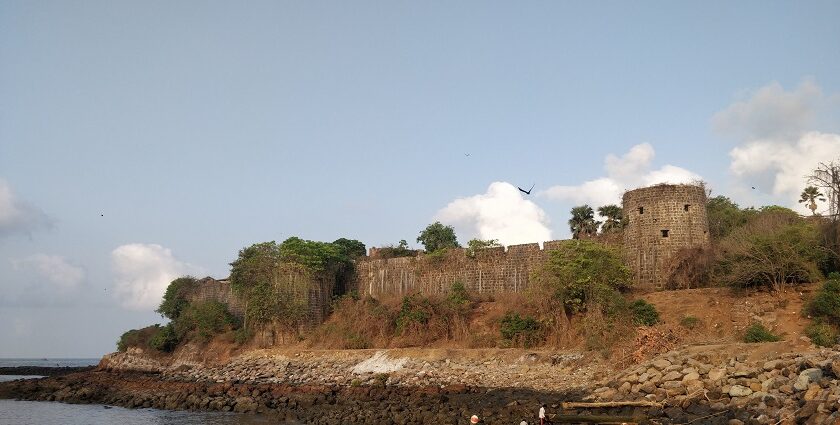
622 184 710 290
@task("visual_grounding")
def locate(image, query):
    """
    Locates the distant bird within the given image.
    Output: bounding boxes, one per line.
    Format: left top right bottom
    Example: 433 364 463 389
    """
751 187 755 190
518 184 535 195
464 153 470 157
100 214 104 217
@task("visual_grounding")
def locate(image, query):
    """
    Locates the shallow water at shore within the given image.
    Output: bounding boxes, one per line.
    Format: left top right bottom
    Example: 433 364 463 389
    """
0 400 296 425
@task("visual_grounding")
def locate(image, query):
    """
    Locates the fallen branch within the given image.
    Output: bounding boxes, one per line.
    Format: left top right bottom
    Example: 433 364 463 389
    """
562 400 662 409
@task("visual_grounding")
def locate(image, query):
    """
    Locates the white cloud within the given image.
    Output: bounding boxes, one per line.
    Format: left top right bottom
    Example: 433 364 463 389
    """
712 79 822 141
716 80 840 214
541 143 702 208
11 254 86 289
435 182 552 246
111 243 200 311
729 132 840 213
0 179 52 238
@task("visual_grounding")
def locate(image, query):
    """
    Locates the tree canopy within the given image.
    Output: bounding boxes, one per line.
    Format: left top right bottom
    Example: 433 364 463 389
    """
569 205 600 239
417 222 460 252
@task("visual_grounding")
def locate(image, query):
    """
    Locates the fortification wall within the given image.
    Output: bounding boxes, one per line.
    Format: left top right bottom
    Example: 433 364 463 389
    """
352 241 566 298
185 277 245 318
622 184 710 290
184 271 336 327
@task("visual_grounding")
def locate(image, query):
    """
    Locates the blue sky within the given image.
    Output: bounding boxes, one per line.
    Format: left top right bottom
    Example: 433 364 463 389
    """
1 1 839 357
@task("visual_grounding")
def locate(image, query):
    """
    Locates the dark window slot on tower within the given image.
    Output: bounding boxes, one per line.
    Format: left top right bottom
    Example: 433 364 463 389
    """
661 229 669 237
638 207 644 214
684 204 690 211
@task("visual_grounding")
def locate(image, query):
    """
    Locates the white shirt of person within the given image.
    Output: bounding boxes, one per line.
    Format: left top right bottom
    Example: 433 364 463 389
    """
520 421 528 425
539 406 545 418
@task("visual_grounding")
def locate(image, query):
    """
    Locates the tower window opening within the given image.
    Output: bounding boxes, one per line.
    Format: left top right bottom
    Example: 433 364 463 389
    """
684 204 690 211
638 206 644 214
661 229 669 238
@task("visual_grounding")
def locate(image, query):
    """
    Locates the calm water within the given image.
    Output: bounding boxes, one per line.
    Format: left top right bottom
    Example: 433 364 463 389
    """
0 400 293 425
0 358 100 368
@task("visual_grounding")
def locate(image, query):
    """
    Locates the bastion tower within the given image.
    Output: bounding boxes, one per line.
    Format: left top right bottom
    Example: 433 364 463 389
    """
622 184 710 290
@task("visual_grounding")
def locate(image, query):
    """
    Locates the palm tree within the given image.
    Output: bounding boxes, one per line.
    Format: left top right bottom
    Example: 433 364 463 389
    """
799 186 826 215
569 205 601 239
597 204 623 232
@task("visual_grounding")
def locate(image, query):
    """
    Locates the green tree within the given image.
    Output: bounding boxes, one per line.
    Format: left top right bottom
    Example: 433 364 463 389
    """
530 240 631 315
332 238 367 259
799 186 826 216
568 205 600 239
229 241 281 292
706 196 755 240
597 204 623 233
156 276 197 321
466 238 502 257
417 222 460 252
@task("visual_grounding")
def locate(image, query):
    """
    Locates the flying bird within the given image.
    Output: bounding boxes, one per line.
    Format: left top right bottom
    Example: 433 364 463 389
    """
464 153 470 157
518 184 535 195
751 187 755 190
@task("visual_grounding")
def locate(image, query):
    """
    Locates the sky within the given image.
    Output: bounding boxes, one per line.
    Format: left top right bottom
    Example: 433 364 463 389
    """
1 1 839 357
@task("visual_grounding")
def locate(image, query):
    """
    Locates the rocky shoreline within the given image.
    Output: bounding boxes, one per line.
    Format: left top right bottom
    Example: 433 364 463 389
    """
4 345 840 424
0 366 95 377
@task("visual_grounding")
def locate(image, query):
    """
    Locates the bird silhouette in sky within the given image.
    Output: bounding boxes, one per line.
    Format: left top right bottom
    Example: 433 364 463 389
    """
518 184 534 195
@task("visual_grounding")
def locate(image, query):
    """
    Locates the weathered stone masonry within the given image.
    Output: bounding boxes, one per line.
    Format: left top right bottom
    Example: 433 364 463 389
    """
622 184 710 290
351 241 570 298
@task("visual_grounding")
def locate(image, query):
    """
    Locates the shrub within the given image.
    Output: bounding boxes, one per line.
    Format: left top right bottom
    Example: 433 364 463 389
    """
233 328 253 345
117 325 161 352
680 316 701 330
499 312 542 347
396 295 432 332
376 240 417 259
530 240 631 315
466 239 501 257
448 281 470 306
744 323 781 343
806 322 837 347
148 324 179 352
807 278 840 324
307 295 396 349
174 301 239 342
629 300 660 326
716 210 826 290
156 276 197 321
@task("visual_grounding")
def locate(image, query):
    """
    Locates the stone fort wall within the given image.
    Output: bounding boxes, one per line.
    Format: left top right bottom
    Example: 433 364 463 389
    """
351 240 571 298
184 270 336 327
622 184 710 290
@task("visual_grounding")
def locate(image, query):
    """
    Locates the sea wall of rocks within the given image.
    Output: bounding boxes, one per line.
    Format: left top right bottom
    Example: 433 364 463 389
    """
589 346 840 424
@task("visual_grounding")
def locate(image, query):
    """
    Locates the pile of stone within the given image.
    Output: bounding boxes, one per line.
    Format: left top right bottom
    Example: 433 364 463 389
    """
588 347 840 424
104 349 600 393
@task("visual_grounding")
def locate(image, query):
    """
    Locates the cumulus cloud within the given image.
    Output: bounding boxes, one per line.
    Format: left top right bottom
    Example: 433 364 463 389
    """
111 243 200 310
541 143 702 208
712 79 823 141
435 182 552 246
11 254 86 289
0 179 52 238
716 80 840 213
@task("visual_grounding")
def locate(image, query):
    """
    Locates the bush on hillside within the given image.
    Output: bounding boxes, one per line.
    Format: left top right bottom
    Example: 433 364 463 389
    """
680 316 701 330
499 312 543 348
307 295 396 349
173 301 239 342
630 300 660 326
117 325 162 352
807 276 840 324
744 323 781 343
806 321 837 347
447 281 470 306
148 323 179 352
156 276 198 321
716 210 826 291
530 240 631 315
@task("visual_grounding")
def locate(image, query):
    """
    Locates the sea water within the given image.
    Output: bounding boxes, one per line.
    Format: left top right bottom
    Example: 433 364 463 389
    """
0 400 290 425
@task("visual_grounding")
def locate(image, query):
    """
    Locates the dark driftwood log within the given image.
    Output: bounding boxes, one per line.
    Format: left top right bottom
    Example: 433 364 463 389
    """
561 400 661 409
